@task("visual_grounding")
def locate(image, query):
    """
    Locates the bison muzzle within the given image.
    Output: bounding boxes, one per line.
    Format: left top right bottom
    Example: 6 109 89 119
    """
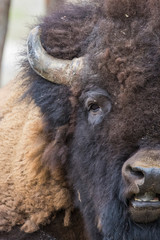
122 148 160 223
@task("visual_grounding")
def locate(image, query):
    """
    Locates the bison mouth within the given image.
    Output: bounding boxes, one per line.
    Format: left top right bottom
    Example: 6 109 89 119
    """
129 192 160 223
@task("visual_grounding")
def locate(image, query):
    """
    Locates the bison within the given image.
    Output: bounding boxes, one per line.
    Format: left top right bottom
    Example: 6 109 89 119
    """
1 0 160 239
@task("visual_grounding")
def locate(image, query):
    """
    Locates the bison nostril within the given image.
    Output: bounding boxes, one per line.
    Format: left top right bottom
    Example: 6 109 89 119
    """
127 166 144 179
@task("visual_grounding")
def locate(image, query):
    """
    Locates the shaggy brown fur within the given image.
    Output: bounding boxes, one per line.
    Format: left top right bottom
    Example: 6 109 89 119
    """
21 1 160 239
102 0 160 19
0 75 72 233
2 0 160 239
39 3 98 60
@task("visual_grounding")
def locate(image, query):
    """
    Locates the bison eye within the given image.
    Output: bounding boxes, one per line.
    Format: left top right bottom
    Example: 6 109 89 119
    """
88 103 100 112
86 100 104 125
81 88 111 125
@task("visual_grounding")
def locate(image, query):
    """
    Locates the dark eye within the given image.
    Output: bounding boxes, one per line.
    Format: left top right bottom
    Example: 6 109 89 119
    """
82 89 112 126
88 103 100 112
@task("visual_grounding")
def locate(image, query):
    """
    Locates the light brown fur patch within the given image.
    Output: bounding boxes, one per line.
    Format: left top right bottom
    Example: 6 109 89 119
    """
0 75 72 233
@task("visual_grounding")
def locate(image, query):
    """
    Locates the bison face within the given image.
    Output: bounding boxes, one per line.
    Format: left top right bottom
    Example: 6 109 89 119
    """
27 22 160 240
68 78 160 240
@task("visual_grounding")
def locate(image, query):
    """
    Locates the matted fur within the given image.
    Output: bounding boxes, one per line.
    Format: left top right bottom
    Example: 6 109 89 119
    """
2 0 160 239
22 1 160 240
102 0 160 19
0 75 72 233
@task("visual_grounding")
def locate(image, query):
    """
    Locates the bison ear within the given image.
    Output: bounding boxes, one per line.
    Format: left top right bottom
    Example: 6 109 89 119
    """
42 125 69 170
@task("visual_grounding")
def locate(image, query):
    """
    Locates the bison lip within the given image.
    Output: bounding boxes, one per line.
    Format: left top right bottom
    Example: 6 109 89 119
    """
129 192 160 223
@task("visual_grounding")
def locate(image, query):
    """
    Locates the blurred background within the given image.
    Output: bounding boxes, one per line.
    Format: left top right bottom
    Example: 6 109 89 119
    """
0 0 82 87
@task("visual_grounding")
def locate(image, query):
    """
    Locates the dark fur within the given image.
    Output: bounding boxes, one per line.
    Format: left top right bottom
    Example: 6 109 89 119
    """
14 0 160 239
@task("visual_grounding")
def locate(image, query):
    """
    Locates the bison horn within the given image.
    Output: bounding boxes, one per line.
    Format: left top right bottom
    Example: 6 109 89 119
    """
27 26 85 85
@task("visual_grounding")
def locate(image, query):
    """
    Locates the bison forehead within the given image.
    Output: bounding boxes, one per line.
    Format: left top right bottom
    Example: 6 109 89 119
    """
85 11 160 98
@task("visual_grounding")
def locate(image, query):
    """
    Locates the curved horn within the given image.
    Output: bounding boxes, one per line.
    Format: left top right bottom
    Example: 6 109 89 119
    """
27 26 85 85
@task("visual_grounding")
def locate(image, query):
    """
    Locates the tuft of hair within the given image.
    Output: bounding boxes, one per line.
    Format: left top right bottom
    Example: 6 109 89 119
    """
102 0 160 20
39 3 99 60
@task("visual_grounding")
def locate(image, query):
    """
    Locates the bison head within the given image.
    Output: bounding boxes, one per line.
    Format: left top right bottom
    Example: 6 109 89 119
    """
25 0 160 239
